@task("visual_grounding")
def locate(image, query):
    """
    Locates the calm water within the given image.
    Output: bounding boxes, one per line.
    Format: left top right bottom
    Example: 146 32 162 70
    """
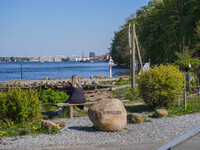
0 62 129 81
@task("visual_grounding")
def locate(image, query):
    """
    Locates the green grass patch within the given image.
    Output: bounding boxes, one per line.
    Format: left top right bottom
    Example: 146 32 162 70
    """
112 87 143 103
73 106 88 117
0 119 65 137
99 78 131 86
166 95 200 116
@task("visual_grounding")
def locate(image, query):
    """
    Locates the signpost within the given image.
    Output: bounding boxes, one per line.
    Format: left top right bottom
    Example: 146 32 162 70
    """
21 64 23 79
109 57 114 78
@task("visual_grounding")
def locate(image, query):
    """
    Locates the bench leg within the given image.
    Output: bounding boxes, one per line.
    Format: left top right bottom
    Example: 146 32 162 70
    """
69 106 73 119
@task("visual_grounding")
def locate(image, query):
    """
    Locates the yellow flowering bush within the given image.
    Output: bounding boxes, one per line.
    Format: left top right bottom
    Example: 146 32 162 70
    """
0 87 42 123
138 64 185 109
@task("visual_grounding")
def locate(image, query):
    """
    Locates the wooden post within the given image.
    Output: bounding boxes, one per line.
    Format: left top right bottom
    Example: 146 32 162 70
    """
131 24 136 88
21 64 23 79
69 106 73 118
134 31 143 69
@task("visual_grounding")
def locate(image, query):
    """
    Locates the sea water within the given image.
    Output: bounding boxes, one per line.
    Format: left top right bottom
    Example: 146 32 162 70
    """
0 62 129 81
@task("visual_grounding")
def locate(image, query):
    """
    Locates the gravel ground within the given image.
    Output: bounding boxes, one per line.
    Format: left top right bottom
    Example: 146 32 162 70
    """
0 113 200 150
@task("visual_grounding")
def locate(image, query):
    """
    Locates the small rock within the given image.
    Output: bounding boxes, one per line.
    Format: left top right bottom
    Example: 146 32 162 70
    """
104 76 110 79
57 81 62 84
62 81 68 84
127 113 145 124
43 77 48 80
99 76 104 79
110 87 116 91
41 81 46 85
92 81 99 85
41 120 60 132
154 109 168 118
45 82 50 85
19 82 24 87
33 82 39 86
94 76 99 79
85 81 92 85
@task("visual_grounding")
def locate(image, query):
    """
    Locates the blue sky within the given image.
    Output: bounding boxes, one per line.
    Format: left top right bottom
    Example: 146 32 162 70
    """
0 0 150 58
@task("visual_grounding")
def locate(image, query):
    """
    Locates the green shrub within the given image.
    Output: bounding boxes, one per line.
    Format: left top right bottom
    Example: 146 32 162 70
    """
38 89 69 107
138 64 185 109
125 87 140 102
0 87 42 123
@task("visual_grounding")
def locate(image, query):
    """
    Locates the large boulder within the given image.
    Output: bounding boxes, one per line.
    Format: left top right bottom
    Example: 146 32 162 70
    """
41 120 60 132
154 109 168 118
127 113 145 124
88 99 127 132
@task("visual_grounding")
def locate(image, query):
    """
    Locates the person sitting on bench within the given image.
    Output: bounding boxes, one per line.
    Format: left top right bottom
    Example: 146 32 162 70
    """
65 75 86 109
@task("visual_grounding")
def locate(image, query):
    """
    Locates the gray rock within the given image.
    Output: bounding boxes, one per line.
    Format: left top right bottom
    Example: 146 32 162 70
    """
88 99 127 132
92 81 99 85
41 120 60 132
43 77 48 80
41 81 46 85
127 113 145 124
85 81 92 85
110 87 116 91
154 109 168 118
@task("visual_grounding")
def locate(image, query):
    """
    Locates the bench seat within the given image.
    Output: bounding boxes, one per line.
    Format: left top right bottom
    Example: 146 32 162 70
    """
52 102 98 118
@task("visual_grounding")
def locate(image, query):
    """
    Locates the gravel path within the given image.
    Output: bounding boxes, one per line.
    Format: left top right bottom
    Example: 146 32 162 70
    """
0 113 200 150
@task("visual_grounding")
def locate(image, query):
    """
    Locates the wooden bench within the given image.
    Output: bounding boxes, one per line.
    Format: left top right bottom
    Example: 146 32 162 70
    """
53 99 130 119
52 102 98 119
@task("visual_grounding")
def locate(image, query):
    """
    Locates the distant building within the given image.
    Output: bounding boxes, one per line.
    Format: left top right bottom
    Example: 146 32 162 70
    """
40 55 53 62
69 55 82 62
54 55 67 62
10 57 16 62
80 57 90 62
90 52 95 58
30 57 40 62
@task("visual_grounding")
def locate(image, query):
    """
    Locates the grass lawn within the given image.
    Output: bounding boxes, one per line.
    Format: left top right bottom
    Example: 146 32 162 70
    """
125 95 200 116
166 95 200 116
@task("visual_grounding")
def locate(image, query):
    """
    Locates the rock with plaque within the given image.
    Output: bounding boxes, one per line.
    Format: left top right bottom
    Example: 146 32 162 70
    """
88 99 127 132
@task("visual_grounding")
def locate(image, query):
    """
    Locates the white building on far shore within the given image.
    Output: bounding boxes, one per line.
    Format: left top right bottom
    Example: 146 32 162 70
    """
40 55 54 62
69 55 82 61
54 55 67 62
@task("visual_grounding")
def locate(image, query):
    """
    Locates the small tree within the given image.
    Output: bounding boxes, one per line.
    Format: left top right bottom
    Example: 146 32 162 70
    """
175 46 194 71
138 64 185 109
190 59 200 88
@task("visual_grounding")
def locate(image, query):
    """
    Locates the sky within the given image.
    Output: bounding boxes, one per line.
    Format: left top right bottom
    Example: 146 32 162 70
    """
0 0 150 58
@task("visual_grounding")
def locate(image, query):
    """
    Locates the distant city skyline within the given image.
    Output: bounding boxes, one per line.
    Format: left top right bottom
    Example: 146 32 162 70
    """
0 0 150 57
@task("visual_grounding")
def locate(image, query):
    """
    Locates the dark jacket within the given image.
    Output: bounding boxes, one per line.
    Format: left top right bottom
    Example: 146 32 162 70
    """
66 83 86 104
